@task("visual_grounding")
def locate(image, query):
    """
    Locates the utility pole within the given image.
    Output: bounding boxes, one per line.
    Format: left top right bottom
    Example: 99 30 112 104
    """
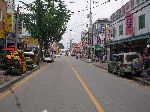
15 4 20 50
89 0 93 57
69 29 73 49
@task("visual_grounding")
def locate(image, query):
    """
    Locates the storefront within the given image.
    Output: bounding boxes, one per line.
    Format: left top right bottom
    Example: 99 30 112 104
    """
108 32 150 59
0 39 4 52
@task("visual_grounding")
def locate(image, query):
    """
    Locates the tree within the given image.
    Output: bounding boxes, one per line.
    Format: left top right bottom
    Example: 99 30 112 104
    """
20 0 71 60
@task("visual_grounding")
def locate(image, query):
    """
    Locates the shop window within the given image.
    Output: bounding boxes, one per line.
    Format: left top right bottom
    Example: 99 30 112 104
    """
139 14 145 30
0 10 2 21
119 24 123 36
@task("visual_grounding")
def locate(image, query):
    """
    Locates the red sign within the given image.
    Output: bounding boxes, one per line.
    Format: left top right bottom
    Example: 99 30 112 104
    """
126 13 133 35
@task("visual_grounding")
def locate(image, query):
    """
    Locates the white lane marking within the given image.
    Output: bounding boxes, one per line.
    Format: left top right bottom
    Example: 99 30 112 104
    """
42 110 47 112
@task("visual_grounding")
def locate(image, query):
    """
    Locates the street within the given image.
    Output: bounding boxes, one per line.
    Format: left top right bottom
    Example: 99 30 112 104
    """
0 56 150 112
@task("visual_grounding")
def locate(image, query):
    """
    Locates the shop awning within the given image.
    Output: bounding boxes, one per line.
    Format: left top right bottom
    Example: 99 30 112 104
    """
95 45 105 51
108 32 150 45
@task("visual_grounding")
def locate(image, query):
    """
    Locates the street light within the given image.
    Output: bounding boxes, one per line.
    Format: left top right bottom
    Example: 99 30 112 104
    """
88 0 93 58
69 29 73 49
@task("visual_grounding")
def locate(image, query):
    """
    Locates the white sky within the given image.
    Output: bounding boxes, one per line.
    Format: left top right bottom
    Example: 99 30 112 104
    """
16 0 130 48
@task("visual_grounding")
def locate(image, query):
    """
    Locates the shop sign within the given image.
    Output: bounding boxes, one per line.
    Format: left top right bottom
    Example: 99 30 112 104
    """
5 13 13 32
93 37 97 45
99 24 105 33
0 30 5 38
126 13 133 35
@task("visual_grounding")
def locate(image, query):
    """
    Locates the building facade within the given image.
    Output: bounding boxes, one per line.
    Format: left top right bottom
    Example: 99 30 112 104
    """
5 0 17 48
0 0 7 51
6 0 15 13
109 0 150 60
92 18 110 59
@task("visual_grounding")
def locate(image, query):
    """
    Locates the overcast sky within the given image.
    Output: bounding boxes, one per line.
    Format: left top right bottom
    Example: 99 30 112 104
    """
16 0 130 48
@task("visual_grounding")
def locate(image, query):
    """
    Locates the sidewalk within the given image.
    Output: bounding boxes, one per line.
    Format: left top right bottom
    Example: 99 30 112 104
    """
79 57 108 70
79 57 150 86
0 62 47 92
92 62 108 70
92 61 150 86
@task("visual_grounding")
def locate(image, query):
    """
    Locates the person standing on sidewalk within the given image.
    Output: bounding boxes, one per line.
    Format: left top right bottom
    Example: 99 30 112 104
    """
143 45 150 75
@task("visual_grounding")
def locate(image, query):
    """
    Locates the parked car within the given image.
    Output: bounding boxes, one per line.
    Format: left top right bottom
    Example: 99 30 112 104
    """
43 54 54 63
55 54 60 58
108 52 143 76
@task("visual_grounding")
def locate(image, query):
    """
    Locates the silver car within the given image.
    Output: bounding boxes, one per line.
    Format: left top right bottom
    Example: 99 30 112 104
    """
43 54 54 63
108 52 143 76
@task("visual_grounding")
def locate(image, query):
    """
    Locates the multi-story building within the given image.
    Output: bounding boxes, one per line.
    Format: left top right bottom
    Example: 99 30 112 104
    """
0 0 7 51
92 18 110 58
109 0 150 58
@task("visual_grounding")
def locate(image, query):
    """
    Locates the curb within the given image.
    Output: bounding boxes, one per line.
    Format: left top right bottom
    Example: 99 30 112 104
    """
93 63 108 70
80 58 108 70
133 77 150 86
0 63 47 92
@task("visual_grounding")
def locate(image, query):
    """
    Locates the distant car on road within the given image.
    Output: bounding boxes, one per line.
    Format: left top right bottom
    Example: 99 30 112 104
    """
43 54 54 63
108 52 143 76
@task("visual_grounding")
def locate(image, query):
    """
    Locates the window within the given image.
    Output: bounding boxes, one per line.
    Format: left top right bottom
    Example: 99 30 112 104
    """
0 10 2 21
112 28 116 38
136 0 145 5
136 0 140 4
118 55 124 63
126 54 139 62
139 14 145 30
119 24 123 35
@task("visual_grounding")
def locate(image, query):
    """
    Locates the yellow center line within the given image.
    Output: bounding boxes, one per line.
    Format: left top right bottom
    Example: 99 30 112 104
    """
0 64 48 101
68 61 104 112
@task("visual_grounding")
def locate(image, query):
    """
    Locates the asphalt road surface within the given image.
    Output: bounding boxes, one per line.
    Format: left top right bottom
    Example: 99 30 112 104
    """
0 56 150 112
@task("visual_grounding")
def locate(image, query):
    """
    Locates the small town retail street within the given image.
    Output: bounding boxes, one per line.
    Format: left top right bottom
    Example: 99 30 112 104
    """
0 56 150 112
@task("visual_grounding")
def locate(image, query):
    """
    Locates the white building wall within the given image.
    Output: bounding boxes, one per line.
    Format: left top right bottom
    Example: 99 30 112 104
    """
134 2 150 35
5 0 16 33
111 0 150 40
6 0 15 13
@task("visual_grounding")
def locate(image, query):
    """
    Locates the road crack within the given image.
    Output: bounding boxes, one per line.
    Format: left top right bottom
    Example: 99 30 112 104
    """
9 88 23 112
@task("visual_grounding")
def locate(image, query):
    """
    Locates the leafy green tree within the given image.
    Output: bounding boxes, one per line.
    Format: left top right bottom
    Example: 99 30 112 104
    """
20 0 71 60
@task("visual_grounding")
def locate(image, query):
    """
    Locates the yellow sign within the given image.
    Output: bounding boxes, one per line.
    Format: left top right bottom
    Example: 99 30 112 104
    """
24 37 39 45
0 30 5 38
5 13 13 32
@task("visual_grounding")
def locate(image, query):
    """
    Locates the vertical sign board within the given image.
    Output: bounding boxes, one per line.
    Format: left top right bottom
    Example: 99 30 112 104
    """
0 30 5 38
126 13 133 35
5 13 13 32
93 37 97 45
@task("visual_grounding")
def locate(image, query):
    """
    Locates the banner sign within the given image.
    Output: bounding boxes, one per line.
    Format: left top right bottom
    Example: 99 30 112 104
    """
99 24 105 33
126 13 133 35
0 30 5 38
93 37 97 45
5 13 13 32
